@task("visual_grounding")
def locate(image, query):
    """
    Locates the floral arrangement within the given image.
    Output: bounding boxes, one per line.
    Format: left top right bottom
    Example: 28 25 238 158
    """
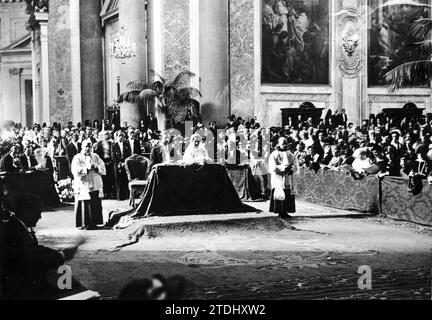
56 178 75 203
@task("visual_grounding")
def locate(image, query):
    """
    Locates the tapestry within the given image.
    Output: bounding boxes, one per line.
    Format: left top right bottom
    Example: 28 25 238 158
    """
294 168 380 213
381 177 432 227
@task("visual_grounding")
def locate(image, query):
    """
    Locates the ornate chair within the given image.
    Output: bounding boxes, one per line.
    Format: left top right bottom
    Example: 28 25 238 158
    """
125 154 149 208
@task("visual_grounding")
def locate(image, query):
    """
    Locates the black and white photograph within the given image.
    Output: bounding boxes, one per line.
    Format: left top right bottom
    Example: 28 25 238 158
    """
0 0 431 308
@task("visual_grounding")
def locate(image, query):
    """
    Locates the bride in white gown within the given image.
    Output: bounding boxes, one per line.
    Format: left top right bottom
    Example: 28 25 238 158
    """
183 134 212 164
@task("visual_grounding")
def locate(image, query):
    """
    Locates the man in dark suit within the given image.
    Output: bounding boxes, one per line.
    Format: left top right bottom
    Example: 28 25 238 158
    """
339 109 348 128
19 145 38 171
128 128 142 156
1 145 21 173
56 130 69 157
146 112 158 132
85 126 97 144
65 133 81 167
93 131 115 199
112 131 131 200
295 115 305 131
149 132 172 170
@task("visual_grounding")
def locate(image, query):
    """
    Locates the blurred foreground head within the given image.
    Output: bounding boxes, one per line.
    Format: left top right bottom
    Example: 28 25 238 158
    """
15 194 43 228
118 274 187 300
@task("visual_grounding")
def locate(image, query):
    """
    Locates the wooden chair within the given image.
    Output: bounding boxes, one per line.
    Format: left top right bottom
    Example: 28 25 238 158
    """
125 154 149 208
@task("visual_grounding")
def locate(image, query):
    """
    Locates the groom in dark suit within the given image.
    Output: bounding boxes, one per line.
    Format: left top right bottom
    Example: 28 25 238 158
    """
149 132 173 170
65 133 81 166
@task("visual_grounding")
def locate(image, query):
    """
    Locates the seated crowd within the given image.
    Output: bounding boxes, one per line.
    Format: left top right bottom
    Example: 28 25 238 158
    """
1 109 432 203
268 112 432 181
0 116 161 201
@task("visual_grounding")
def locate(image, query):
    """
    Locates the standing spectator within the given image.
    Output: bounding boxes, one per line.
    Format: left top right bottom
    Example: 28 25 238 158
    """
128 128 141 156
146 112 158 132
66 133 81 174
93 131 115 199
111 131 131 201
339 109 348 127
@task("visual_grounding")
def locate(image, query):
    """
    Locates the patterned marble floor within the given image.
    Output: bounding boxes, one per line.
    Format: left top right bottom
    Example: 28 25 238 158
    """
35 201 432 300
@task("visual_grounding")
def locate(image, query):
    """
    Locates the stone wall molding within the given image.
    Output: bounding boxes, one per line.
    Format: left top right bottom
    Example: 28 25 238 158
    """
337 6 363 79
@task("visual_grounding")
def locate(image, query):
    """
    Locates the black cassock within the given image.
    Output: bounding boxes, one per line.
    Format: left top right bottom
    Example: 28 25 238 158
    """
75 191 103 229
93 141 116 198
111 141 132 201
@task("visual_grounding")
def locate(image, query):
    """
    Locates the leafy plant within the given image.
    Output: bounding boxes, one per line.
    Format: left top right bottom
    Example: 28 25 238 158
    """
125 70 202 130
385 7 432 91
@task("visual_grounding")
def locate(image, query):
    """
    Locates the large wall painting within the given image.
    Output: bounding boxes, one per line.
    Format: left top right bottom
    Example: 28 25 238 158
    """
262 0 330 85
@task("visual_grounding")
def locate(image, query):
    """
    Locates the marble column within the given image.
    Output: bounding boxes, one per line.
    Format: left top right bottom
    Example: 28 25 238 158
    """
147 0 162 76
80 0 104 122
199 0 230 126
37 13 50 125
119 0 147 92
70 0 82 124
31 29 41 124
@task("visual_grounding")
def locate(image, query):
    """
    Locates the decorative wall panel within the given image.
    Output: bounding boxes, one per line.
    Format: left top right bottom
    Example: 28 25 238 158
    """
337 6 362 78
48 0 72 124
230 0 255 117
162 0 190 79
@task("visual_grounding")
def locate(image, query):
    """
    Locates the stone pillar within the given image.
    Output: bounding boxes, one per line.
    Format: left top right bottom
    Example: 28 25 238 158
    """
199 0 230 126
2 68 22 123
31 29 41 124
37 13 50 125
70 0 82 124
80 0 104 122
119 0 147 92
147 0 162 76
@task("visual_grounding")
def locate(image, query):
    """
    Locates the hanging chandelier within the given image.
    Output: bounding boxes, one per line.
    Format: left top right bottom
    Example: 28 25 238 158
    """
110 26 137 61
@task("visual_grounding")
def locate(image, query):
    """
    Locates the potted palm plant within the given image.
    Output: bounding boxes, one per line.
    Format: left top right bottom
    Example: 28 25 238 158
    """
124 70 202 132
385 10 432 91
